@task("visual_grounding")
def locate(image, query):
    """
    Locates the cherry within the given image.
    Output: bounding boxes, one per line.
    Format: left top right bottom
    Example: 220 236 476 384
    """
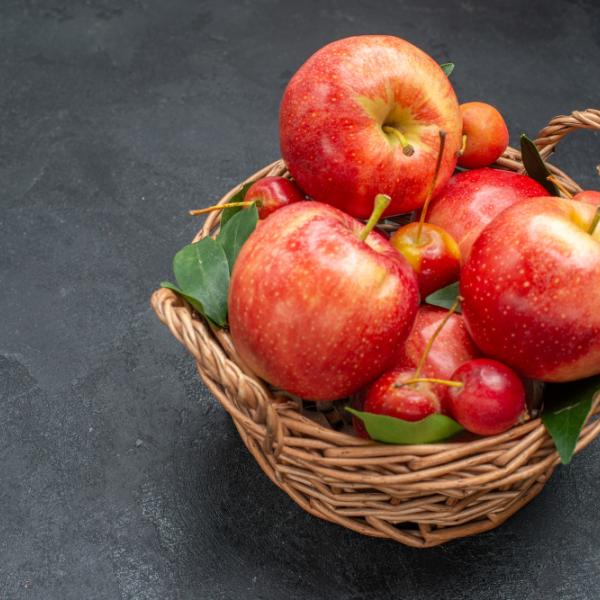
390 222 460 297
448 358 526 436
189 176 304 219
363 367 442 423
245 176 305 219
458 102 509 169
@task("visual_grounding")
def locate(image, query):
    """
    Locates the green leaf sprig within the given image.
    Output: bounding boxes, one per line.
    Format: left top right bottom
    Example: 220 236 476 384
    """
440 62 455 77
161 193 258 327
347 408 463 444
520 134 560 196
542 375 600 464
425 281 461 312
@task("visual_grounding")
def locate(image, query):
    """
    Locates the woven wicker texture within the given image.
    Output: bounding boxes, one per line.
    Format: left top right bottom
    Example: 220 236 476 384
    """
151 108 600 547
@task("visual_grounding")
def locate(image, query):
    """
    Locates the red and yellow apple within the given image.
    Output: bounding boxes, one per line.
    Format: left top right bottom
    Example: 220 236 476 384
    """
574 190 600 206
461 196 600 382
228 201 420 400
428 168 547 263
279 35 462 218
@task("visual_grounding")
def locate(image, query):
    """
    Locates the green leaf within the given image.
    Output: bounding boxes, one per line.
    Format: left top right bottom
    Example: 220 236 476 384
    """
425 281 461 312
172 237 230 327
220 182 253 228
160 281 205 315
520 134 560 196
542 375 600 464
346 408 463 444
217 204 259 271
440 62 454 77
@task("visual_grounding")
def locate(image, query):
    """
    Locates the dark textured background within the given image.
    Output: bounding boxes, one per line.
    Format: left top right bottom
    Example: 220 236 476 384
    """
2 1 600 598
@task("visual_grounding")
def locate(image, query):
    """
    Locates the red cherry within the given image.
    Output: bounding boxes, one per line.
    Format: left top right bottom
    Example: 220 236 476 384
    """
363 367 442 424
448 359 526 436
245 176 305 219
390 222 461 297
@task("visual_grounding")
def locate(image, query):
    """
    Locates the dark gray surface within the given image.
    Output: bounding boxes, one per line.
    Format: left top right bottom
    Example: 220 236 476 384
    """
1 1 599 598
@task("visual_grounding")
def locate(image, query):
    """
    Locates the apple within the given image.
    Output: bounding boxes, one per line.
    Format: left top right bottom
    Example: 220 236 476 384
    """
396 305 480 378
574 190 600 206
390 222 461 297
448 359 526 436
457 102 509 169
461 196 600 382
279 35 462 219
228 200 419 401
363 366 441 423
428 168 547 263
245 176 305 219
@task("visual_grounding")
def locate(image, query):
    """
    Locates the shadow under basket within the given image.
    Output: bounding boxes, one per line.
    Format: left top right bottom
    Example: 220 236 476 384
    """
151 108 600 548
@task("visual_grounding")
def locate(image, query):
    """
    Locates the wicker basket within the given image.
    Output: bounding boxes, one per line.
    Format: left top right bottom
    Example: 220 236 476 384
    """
151 108 600 547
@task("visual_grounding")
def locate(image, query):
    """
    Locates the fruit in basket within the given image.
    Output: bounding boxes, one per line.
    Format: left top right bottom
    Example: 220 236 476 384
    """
363 367 442 423
428 168 547 263
396 305 479 387
279 35 462 219
457 102 509 169
448 359 526 435
461 196 600 382
574 190 600 206
245 176 305 219
390 222 460 297
228 198 419 401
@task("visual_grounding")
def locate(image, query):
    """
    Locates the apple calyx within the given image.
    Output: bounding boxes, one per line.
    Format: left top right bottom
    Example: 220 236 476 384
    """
416 130 447 244
546 175 573 199
358 194 391 241
382 126 415 156
589 206 600 235
189 200 257 216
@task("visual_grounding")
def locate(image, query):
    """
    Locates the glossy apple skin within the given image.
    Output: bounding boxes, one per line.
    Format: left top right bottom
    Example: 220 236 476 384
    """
363 367 441 422
229 201 420 401
395 305 480 411
428 168 547 263
461 196 600 382
448 359 526 436
574 190 600 206
245 176 305 219
390 222 461 297
458 102 509 169
280 35 462 219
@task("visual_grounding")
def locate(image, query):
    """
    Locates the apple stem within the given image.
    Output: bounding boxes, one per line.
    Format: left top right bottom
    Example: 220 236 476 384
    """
588 206 600 235
189 200 256 216
414 295 461 378
416 130 447 244
382 126 415 156
547 175 573 199
397 377 463 388
459 134 467 156
359 194 391 241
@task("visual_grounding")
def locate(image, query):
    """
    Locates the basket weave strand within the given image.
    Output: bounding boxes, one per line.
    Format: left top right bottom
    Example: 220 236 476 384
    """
151 108 600 547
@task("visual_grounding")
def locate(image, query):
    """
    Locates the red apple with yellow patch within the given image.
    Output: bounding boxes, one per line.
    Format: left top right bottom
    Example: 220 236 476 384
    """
280 35 462 218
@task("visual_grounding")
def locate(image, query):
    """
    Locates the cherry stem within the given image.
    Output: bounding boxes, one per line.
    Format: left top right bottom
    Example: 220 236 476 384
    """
459 133 467 156
189 200 256 216
414 295 461 378
416 130 447 244
359 194 391 241
397 377 463 388
382 126 415 156
547 175 573 199
588 206 600 235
